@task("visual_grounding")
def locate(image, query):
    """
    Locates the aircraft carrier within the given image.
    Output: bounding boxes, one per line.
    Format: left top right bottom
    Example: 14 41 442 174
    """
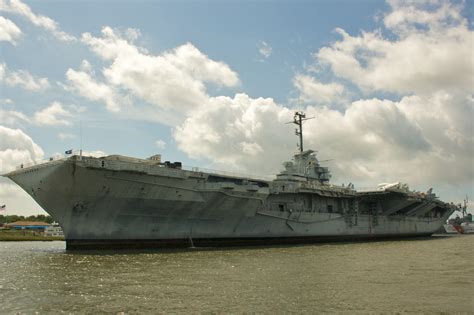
3 112 457 249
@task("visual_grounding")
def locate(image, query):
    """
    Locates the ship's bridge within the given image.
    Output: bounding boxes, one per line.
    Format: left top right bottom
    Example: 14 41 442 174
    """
275 150 331 184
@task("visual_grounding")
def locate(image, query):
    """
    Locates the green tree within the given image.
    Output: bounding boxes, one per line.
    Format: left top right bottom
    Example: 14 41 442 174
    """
0 214 54 225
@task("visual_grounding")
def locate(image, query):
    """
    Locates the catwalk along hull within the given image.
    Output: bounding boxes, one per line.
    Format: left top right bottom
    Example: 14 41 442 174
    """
5 154 455 250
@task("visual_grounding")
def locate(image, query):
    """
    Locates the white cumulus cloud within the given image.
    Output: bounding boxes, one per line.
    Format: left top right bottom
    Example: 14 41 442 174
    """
0 16 21 44
175 90 473 188
0 125 46 215
293 74 346 105
300 94 473 186
65 66 124 112
0 108 30 126
0 63 50 91
0 0 75 41
0 125 44 174
175 93 293 174
316 1 473 95
384 0 465 35
34 102 75 126
67 27 239 121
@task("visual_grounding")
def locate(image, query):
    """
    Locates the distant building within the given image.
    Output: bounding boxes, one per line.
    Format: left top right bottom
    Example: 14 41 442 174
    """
5 221 51 231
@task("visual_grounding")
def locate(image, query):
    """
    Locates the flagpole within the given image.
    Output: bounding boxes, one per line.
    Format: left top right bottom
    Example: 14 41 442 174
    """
80 119 82 157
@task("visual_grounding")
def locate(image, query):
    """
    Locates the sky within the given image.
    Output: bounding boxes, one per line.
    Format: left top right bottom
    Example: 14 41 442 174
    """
0 0 473 216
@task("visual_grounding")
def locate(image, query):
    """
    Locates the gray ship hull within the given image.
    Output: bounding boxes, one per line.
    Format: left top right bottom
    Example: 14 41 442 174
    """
5 155 455 250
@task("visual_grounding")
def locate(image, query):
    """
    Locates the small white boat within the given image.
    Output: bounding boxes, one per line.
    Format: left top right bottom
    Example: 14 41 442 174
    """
444 197 472 234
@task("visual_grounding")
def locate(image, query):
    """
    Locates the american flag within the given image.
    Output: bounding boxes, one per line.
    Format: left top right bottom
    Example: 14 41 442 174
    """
0 205 5 213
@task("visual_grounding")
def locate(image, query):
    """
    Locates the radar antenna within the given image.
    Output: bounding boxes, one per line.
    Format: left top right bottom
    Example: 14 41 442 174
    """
286 111 314 152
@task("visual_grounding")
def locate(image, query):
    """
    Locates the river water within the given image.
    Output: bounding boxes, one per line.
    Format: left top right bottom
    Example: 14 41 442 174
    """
0 235 472 313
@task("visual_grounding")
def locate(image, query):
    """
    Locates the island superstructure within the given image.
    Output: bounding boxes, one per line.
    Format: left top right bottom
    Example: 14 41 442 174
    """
3 112 457 249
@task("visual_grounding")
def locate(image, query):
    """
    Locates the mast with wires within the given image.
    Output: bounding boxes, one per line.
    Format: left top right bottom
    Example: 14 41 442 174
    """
286 111 314 153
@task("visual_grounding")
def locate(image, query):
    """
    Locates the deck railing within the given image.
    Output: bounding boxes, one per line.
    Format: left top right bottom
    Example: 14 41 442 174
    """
14 151 275 181
14 150 104 170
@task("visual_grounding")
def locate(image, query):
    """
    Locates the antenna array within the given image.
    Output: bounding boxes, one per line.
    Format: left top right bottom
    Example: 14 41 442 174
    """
286 111 314 152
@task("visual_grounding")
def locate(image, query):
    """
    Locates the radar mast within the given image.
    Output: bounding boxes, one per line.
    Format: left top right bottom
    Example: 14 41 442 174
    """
287 111 314 153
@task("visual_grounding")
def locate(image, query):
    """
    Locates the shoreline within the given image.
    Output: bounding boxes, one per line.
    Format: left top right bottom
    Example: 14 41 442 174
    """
0 230 64 241
0 236 64 241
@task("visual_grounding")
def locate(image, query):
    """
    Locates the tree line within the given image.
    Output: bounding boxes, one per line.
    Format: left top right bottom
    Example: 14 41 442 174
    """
0 214 54 224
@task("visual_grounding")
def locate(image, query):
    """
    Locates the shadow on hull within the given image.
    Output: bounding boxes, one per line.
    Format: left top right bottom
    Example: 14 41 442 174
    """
66 233 434 251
